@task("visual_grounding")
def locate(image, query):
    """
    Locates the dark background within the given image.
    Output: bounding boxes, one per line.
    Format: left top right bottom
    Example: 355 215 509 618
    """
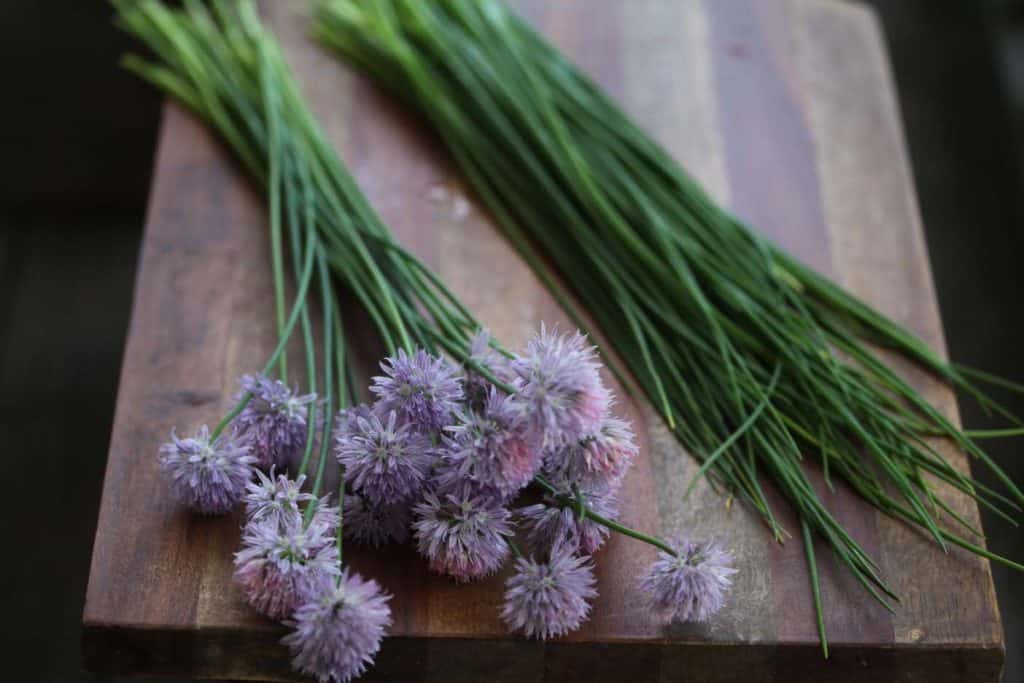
0 1 1021 681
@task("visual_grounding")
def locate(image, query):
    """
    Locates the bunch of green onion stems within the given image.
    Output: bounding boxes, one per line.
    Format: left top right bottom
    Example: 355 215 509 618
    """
114 0 676 570
311 0 1024 651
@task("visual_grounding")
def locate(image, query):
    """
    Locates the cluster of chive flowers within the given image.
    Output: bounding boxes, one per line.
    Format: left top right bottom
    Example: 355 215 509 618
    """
157 326 736 682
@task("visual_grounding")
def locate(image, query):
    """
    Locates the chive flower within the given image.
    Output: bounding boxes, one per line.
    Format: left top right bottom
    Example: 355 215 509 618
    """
342 493 411 547
370 348 463 434
500 541 597 639
158 425 256 515
517 483 618 554
235 373 317 470
244 469 316 528
335 409 432 504
510 326 610 449
543 417 638 491
233 515 339 620
412 489 513 582
442 388 540 498
282 570 392 683
639 540 737 623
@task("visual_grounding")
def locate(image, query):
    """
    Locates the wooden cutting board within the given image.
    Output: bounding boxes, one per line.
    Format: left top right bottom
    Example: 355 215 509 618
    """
82 1 1005 681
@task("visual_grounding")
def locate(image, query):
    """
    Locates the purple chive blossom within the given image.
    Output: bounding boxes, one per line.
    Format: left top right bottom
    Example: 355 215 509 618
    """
442 388 541 498
283 570 392 683
158 425 256 515
370 348 463 434
233 515 339 620
463 330 514 406
412 490 513 582
510 326 610 449
244 469 316 527
501 541 597 639
639 540 737 623
235 374 317 470
517 484 618 555
335 410 432 505
543 417 638 490
342 494 411 547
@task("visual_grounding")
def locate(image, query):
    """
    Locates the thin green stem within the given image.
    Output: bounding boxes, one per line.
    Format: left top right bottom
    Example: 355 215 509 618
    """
965 428 1024 439
336 467 346 571
261 34 288 381
307 252 337 521
801 520 829 658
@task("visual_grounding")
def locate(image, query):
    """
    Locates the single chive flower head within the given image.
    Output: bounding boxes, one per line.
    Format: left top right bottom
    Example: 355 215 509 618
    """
501 541 597 639
442 388 540 498
412 489 513 582
158 424 256 515
244 469 316 528
282 570 392 683
233 515 339 620
335 409 432 504
510 325 610 449
370 348 463 434
639 540 737 623
543 416 638 490
235 373 317 470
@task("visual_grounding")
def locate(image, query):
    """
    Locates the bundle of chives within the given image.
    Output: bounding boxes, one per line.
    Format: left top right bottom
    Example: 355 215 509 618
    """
313 0 1024 650
115 4 710 668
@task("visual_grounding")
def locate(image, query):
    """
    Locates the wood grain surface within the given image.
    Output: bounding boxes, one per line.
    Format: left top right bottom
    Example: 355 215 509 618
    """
82 1 1005 681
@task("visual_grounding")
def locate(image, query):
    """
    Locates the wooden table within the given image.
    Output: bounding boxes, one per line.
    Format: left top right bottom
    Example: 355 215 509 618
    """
83 1 1006 681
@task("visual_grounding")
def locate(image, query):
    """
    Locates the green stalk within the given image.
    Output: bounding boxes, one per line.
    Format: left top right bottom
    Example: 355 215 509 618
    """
801 520 828 659
336 472 346 570
288 156 320 477
261 33 288 381
307 252 337 518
